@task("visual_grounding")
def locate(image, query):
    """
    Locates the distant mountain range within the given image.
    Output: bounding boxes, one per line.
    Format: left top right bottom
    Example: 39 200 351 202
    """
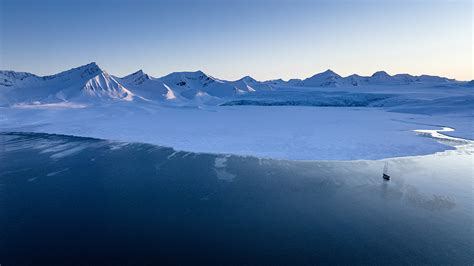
0 62 470 105
280 69 457 87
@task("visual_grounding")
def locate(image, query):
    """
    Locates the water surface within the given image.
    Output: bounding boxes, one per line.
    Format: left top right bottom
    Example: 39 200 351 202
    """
0 132 472 265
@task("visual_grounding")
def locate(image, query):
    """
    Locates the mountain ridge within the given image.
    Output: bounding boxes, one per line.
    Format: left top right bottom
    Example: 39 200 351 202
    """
0 62 470 106
1 62 465 84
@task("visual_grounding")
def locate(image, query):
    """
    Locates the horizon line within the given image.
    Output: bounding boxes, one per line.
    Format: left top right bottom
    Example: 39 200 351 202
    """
1 61 471 82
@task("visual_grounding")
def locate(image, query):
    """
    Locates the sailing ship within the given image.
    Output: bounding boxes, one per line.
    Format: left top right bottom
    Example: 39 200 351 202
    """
383 162 390 180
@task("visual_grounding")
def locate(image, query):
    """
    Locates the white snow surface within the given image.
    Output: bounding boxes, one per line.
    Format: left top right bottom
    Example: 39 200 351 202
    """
1 103 471 160
0 62 473 160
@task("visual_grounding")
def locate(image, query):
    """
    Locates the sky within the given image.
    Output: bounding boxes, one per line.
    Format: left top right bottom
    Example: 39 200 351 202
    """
0 0 472 81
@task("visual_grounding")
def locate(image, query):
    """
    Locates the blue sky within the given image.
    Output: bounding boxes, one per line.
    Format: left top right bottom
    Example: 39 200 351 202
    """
0 0 472 80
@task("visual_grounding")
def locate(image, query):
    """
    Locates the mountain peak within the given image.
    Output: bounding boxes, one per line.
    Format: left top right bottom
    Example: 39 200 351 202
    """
240 76 257 83
309 69 341 79
300 69 343 87
132 69 144 75
193 70 206 75
371 71 391 78
120 69 151 85
322 69 337 75
81 62 101 74
82 71 134 101
160 70 216 86
84 61 98 68
74 62 102 74
42 62 103 81
124 69 149 78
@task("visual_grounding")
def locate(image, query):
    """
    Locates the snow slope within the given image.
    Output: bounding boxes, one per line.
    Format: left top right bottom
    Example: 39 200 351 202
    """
157 70 260 99
81 71 134 101
1 105 464 160
0 62 134 105
299 69 345 87
115 69 271 104
116 70 179 102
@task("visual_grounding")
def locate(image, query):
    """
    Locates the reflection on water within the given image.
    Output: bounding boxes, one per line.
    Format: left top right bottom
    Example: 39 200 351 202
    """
0 132 472 265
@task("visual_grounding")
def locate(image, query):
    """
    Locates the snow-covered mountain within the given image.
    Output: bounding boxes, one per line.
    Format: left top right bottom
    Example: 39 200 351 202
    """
0 62 134 105
81 71 134 101
344 74 369 86
228 76 273 93
116 70 269 103
0 71 39 87
369 71 394 84
278 70 458 87
116 70 177 102
158 70 236 99
299 69 344 87
0 62 466 107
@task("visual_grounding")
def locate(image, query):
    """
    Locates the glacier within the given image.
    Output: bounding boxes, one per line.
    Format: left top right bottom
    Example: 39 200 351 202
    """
0 62 472 160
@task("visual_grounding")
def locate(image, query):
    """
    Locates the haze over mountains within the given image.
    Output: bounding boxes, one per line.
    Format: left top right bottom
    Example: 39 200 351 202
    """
0 62 470 106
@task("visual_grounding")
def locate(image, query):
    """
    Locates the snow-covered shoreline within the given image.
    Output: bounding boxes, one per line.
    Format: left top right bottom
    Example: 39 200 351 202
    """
2 104 470 161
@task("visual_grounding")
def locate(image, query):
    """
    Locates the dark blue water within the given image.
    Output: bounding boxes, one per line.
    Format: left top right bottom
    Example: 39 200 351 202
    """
0 132 472 265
